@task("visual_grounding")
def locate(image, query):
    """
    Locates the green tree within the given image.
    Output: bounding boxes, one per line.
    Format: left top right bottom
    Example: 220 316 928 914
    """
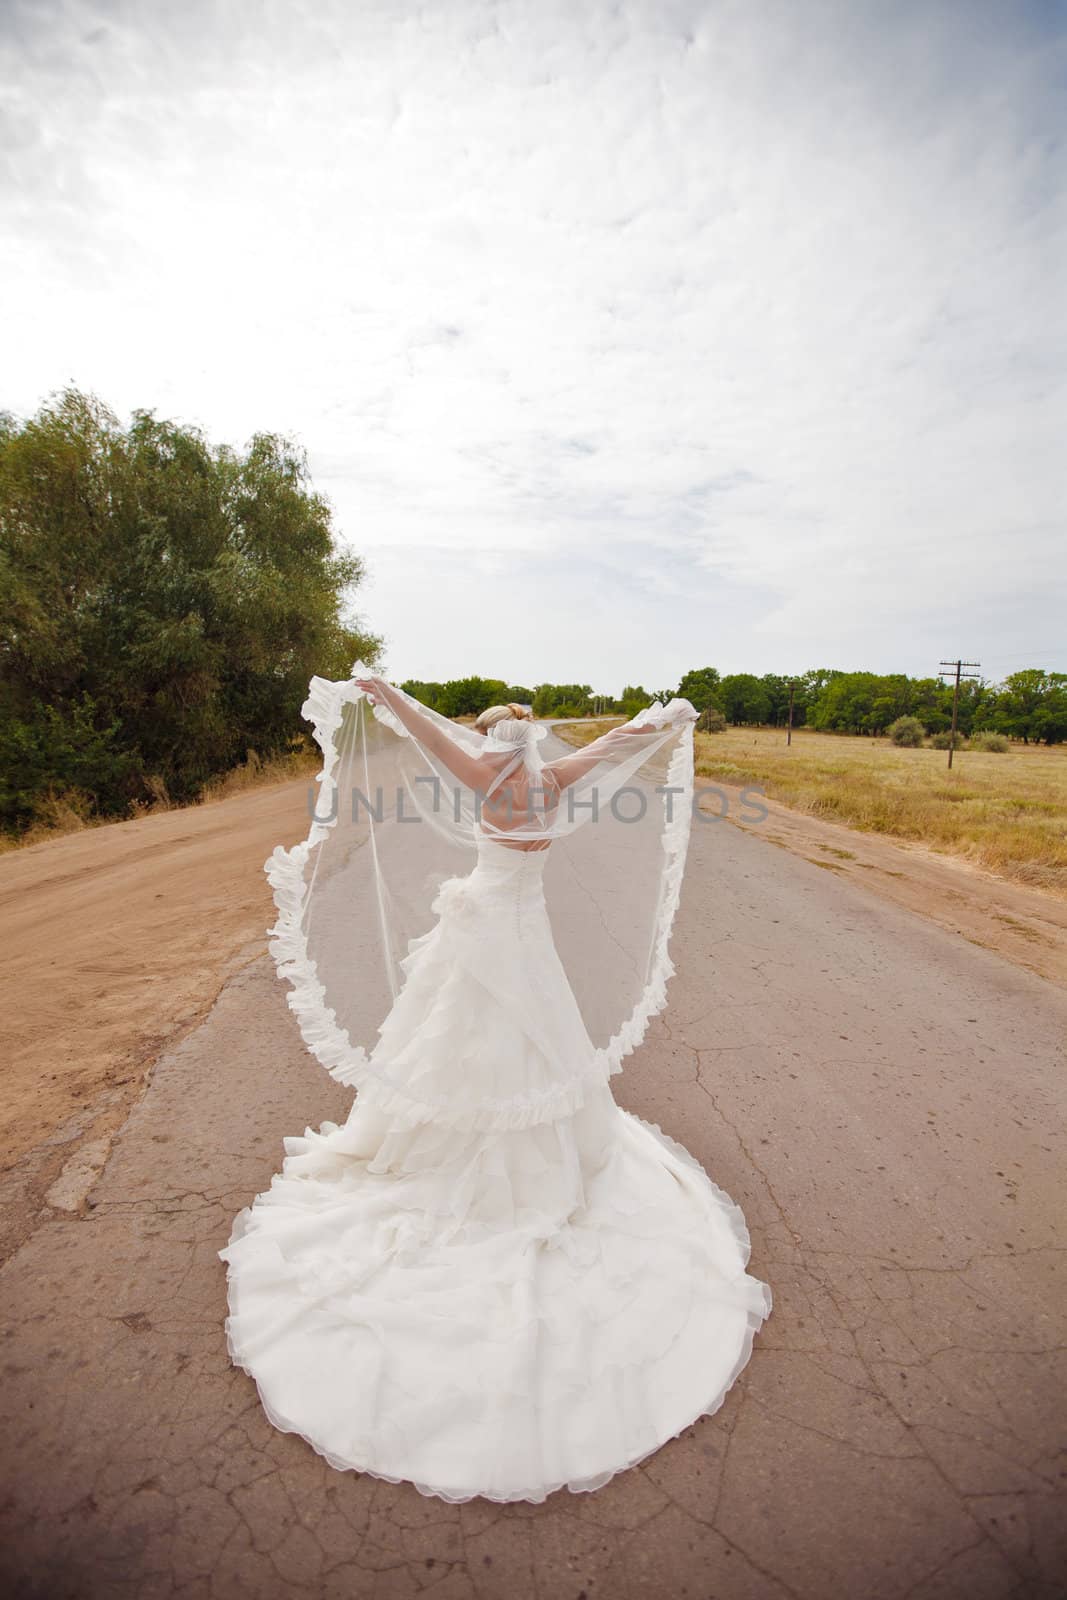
617 684 652 718
1032 686 1067 745
867 674 915 733
801 668 845 701
992 670 1067 744
400 680 444 709
433 677 508 717
719 673 771 726
808 672 882 734
532 683 594 717
0 388 380 831
907 676 950 731
759 673 798 727
676 668 722 712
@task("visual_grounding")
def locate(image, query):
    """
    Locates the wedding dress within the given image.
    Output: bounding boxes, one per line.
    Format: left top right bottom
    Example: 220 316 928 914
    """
219 671 772 1504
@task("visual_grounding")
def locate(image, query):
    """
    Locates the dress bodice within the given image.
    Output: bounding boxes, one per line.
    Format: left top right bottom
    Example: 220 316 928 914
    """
461 833 550 914
476 833 549 860
473 829 551 875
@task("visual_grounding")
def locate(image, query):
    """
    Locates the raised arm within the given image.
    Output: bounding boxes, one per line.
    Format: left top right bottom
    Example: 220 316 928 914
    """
353 675 491 792
544 720 662 792
545 700 698 792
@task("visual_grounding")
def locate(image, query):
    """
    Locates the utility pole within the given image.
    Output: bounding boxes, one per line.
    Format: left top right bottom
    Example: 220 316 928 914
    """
786 680 796 746
938 659 981 769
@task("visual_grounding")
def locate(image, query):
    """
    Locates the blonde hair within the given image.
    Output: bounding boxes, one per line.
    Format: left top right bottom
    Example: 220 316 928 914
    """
475 702 533 731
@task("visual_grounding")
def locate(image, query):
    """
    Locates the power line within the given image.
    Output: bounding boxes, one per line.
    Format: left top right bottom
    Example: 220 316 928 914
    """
975 652 1065 668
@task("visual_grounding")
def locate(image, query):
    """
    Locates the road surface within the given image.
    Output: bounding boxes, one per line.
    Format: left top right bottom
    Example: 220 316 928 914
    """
1 786 1065 1598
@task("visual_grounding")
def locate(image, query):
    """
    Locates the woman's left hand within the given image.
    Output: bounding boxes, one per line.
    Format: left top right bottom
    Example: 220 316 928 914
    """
353 674 388 705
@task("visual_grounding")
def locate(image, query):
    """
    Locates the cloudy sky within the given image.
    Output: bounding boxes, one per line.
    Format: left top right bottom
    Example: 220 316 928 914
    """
3 0 1065 693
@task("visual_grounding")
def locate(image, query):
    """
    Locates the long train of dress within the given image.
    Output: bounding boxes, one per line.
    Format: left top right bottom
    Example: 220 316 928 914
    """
219 834 772 1504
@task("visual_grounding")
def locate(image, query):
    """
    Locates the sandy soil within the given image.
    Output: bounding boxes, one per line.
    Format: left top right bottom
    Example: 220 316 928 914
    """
2 767 1065 1261
0 778 315 1258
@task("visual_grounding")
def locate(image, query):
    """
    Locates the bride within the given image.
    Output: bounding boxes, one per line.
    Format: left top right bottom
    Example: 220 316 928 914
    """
219 666 772 1504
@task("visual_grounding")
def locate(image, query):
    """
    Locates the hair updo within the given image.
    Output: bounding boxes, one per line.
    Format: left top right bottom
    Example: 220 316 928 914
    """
474 703 533 731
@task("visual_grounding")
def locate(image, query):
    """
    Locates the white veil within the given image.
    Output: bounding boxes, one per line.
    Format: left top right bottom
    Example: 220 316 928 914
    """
265 663 699 1125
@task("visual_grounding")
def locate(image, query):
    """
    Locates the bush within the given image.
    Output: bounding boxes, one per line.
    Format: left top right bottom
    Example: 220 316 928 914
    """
970 731 1010 753
697 707 727 733
929 730 966 750
887 715 925 747
0 695 138 831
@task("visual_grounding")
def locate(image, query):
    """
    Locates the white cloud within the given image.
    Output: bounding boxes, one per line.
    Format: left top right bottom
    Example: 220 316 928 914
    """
2 0 1065 689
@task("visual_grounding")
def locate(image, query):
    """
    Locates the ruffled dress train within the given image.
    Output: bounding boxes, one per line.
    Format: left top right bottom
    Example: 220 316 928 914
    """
219 836 772 1504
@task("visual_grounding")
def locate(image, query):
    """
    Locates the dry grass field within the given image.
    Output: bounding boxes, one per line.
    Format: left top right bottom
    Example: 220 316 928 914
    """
560 720 1067 896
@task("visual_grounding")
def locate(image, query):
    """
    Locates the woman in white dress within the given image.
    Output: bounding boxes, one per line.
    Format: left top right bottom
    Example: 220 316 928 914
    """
219 668 771 1504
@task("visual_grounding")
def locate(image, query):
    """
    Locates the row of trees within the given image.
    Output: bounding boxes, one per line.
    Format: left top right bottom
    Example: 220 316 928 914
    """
672 667 1066 744
1 389 380 833
400 678 535 718
399 679 659 719
403 667 1067 745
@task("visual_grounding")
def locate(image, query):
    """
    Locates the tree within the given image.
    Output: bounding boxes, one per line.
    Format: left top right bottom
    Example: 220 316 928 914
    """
1032 687 1067 745
908 676 950 732
808 672 883 735
532 683 594 717
433 677 508 717
718 674 771 726
400 680 444 710
0 387 381 831
992 670 1067 745
868 674 916 733
759 673 796 727
617 684 653 718
676 668 722 713
801 667 846 700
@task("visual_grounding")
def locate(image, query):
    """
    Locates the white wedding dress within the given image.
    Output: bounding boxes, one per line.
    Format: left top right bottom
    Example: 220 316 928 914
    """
220 829 773 1504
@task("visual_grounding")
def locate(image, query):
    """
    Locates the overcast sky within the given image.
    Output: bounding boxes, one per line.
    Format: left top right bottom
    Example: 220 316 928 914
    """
3 0 1065 692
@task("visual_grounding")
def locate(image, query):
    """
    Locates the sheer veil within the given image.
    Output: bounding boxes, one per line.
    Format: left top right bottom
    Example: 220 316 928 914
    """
265 663 699 1124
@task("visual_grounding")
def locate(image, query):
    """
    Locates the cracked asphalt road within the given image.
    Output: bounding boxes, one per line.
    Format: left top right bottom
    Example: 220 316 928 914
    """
2 800 1065 1599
